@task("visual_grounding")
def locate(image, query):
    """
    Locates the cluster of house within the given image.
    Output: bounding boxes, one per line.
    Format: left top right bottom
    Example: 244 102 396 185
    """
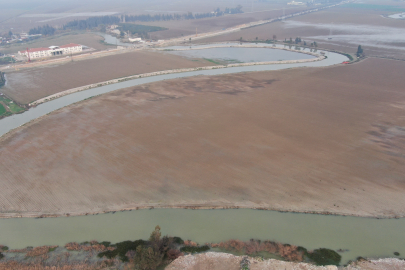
18 43 83 59
0 33 42 45
106 25 147 43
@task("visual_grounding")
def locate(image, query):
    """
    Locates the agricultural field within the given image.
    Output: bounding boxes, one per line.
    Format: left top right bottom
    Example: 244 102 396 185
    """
0 95 25 114
200 6 405 60
118 23 167 35
0 32 111 55
143 7 307 40
0 50 214 104
0 58 404 218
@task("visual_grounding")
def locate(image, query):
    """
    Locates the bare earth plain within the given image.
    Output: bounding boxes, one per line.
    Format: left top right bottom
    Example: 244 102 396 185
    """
0 58 405 218
1 50 212 104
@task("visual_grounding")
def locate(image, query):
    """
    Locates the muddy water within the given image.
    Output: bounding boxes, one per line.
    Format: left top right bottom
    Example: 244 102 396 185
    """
0 48 347 137
0 209 404 264
96 32 132 47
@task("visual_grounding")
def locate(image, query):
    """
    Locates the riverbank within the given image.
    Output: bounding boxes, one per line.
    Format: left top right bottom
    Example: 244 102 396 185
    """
1 224 403 269
28 46 324 107
167 252 405 270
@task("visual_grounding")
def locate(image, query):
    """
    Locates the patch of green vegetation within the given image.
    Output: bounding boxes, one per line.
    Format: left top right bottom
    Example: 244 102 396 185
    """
1 246 8 251
0 252 3 260
48 247 57 252
100 241 111 247
180 245 210 254
203 58 221 65
0 103 7 116
307 248 341 266
172 237 184 245
342 3 405 12
118 23 167 35
0 95 25 113
0 57 16 65
98 240 146 262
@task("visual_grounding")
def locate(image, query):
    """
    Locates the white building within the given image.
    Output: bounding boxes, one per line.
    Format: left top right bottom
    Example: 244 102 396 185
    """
288 1 305 5
18 43 83 59
129 37 142 42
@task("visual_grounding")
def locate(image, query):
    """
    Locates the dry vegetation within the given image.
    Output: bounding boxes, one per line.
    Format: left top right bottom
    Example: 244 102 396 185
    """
1 50 213 104
0 58 404 218
212 239 304 261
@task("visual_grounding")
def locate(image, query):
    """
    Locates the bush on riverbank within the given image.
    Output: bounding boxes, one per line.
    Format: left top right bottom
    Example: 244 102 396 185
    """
212 239 305 262
180 245 210 254
307 248 342 266
97 240 146 261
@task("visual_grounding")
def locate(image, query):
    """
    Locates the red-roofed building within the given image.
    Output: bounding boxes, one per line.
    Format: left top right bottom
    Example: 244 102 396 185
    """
18 43 83 59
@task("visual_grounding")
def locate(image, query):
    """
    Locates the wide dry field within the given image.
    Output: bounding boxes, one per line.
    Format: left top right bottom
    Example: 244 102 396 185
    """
0 58 405 218
200 7 405 60
145 7 306 40
1 50 212 104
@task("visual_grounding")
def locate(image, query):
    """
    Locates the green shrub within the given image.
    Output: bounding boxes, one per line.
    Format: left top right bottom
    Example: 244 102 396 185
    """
97 240 146 262
307 248 341 266
297 246 307 253
180 245 210 254
172 237 184 245
100 241 111 247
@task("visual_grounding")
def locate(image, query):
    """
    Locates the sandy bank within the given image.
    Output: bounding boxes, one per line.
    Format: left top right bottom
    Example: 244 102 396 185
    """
166 252 405 270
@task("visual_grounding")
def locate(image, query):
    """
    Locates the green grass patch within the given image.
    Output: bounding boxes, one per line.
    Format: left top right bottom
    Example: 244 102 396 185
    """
0 103 7 116
180 245 210 254
48 247 57 252
118 23 167 35
0 57 16 65
0 95 25 114
203 58 221 65
307 248 341 266
342 3 405 13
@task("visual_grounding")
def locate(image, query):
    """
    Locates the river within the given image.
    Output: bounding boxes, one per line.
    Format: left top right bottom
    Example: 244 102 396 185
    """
0 209 404 264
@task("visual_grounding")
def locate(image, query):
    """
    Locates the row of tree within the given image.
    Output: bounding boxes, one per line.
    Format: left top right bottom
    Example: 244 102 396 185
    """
123 6 243 23
28 25 56 35
63 16 120 30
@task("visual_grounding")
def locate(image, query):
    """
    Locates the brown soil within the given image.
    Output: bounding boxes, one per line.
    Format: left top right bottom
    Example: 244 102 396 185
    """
1 50 212 104
0 58 405 218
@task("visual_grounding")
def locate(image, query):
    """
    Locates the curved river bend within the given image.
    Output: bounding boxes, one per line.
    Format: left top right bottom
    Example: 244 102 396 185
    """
1 46 395 265
0 46 346 137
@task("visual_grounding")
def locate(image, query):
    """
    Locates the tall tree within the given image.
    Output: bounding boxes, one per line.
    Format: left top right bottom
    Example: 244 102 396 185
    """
356 45 364 57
